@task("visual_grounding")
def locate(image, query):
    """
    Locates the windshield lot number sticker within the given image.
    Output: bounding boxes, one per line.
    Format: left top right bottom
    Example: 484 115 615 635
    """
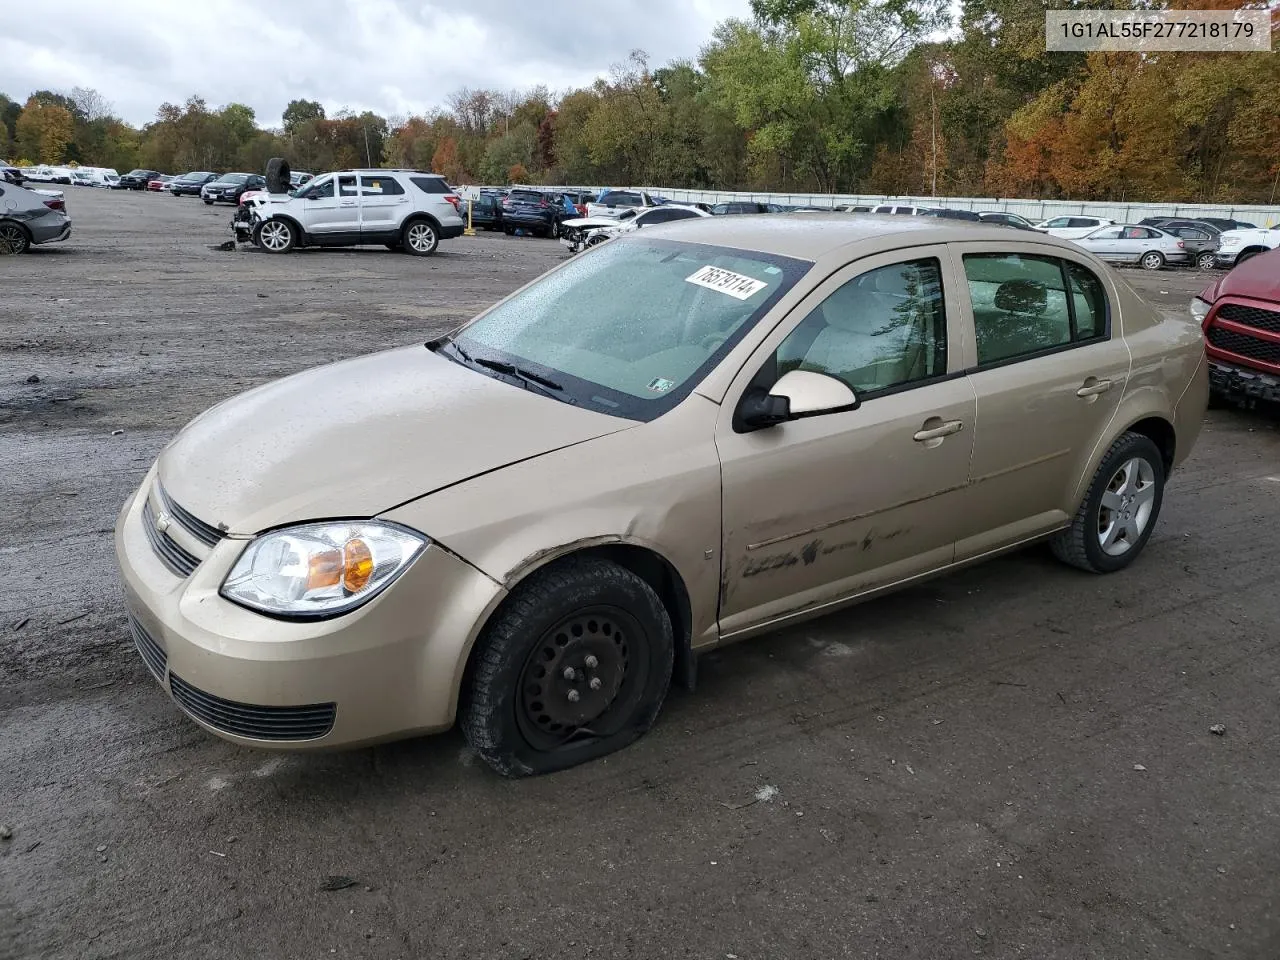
647 377 675 393
686 265 768 300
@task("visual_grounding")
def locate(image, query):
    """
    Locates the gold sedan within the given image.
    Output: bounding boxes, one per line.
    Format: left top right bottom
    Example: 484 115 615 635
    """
116 215 1207 776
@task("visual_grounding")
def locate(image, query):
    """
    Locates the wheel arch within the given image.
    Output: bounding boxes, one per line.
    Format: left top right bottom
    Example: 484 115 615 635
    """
1070 406 1177 510
259 213 306 244
402 211 443 235
453 537 697 722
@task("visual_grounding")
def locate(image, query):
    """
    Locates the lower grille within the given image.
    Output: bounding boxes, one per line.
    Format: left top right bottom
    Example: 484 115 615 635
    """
128 613 167 682
1218 302 1280 335
1207 325 1280 368
142 499 200 577
169 673 336 741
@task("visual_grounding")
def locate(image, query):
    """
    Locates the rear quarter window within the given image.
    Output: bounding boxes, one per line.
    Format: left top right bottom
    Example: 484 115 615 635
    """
410 177 451 195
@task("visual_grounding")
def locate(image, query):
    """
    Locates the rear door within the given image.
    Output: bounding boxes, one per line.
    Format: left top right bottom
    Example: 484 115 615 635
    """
950 245 1130 557
357 174 409 239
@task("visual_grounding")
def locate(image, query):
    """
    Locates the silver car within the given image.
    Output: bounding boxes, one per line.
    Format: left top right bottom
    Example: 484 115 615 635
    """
1072 224 1189 270
0 181 72 254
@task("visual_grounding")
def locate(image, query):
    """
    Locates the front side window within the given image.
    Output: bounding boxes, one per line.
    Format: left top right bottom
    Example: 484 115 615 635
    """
773 259 948 397
964 254 1108 366
1090 227 1123 240
338 175 357 197
447 238 810 421
306 177 335 199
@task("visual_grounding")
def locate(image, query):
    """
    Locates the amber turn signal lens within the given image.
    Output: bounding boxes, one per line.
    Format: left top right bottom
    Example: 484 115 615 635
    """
306 549 343 590
343 538 374 593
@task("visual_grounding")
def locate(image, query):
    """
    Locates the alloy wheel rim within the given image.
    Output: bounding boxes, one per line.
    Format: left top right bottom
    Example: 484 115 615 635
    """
408 224 434 251
0 225 26 254
1143 253 1161 269
259 222 290 251
515 606 648 751
1097 457 1157 556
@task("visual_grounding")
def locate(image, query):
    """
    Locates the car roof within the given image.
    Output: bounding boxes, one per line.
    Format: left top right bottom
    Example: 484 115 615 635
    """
640 213 1096 261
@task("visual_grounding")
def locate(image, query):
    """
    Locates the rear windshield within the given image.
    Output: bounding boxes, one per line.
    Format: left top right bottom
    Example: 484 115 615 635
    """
410 176 451 194
601 192 643 207
509 189 545 202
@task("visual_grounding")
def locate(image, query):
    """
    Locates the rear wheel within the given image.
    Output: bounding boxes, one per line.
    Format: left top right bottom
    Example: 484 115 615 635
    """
0 222 31 255
254 218 296 254
1196 251 1217 271
402 219 438 256
1051 432 1165 574
461 557 674 777
1140 251 1165 271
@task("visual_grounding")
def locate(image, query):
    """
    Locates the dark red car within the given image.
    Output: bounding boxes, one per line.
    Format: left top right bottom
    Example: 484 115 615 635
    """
1194 247 1280 405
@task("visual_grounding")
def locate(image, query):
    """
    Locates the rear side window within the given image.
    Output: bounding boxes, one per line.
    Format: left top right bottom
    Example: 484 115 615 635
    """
410 176 451 194
360 176 405 195
963 254 1108 366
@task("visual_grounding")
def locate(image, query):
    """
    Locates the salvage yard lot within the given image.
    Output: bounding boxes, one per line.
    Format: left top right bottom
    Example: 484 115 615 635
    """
3 187 1279 960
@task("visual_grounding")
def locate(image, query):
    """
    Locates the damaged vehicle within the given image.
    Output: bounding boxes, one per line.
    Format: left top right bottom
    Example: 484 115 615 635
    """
116 216 1206 777
0 180 71 253
233 168 464 255
559 204 709 253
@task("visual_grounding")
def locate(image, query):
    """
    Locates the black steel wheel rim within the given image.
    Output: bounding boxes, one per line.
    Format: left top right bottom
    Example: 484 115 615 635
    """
515 605 649 752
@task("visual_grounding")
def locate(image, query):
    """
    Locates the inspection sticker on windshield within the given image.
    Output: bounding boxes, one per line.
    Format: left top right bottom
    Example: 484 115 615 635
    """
647 377 675 393
685 265 768 300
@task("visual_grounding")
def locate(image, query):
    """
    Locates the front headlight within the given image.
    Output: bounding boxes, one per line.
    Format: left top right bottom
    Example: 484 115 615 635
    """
221 522 426 618
1190 297 1212 324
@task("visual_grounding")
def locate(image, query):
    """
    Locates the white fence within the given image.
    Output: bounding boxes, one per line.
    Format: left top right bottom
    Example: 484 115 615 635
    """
458 183 1280 226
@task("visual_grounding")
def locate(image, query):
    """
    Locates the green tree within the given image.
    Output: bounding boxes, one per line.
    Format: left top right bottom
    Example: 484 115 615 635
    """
282 99 325 133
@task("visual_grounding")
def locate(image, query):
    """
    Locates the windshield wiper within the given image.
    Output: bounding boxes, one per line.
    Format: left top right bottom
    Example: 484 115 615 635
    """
472 357 567 398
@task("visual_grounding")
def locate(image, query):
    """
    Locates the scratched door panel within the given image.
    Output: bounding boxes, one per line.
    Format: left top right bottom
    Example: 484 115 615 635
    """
716 377 976 637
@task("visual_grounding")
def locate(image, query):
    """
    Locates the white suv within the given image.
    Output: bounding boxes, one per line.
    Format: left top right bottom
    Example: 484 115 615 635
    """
238 169 466 255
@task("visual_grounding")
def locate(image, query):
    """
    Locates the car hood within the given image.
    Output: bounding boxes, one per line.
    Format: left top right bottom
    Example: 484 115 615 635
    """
1199 246 1280 304
157 345 633 535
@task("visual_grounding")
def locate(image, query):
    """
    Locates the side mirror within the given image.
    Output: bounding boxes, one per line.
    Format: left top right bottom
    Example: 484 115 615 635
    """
739 370 858 430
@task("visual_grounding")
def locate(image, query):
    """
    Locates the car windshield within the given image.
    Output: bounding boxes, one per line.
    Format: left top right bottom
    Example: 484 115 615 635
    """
184 171 212 180
217 174 249 184
444 238 811 421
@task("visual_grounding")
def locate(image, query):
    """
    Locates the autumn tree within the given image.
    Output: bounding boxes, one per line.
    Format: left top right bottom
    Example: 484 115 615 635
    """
15 98 74 163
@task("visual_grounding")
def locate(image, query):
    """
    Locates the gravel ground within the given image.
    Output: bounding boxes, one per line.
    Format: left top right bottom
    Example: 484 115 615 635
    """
2 188 1278 960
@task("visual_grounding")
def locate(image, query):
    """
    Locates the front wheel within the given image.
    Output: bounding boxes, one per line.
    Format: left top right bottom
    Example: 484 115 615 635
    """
1235 251 1259 266
1051 432 1165 574
254 218 296 253
402 220 438 255
203 199 214 205
1140 251 1165 271
461 558 674 777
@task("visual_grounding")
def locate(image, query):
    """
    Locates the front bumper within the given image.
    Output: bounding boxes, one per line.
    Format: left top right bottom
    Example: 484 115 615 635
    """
114 470 505 750
1208 359 1280 404
1215 251 1240 267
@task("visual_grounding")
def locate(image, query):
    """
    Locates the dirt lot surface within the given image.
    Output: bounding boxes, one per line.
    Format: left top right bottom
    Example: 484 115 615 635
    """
3 188 1278 960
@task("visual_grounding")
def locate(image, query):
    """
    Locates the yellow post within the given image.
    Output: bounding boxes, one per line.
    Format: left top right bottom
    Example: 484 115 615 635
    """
464 198 476 237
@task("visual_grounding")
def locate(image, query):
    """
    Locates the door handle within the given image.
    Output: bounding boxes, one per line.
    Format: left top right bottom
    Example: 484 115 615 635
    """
1077 378 1113 398
340 200 356 207
914 419 964 442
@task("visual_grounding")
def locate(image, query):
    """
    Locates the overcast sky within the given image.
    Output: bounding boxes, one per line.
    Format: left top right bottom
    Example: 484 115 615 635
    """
0 0 754 127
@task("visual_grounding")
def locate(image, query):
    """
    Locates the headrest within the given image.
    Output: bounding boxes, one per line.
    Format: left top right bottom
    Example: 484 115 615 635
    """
994 279 1048 315
819 282 892 332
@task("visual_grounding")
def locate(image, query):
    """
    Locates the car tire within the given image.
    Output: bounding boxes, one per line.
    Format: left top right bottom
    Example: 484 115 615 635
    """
203 199 214 205
253 218 296 254
549 220 560 239
1140 251 1165 270
503 225 514 236
1196 252 1217 271
461 557 675 777
585 233 608 248
265 157 291 195
1050 431 1165 574
0 221 31 255
402 219 438 255
1235 251 1259 266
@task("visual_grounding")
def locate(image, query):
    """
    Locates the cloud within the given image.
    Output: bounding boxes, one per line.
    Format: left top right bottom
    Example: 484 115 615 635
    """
0 0 753 126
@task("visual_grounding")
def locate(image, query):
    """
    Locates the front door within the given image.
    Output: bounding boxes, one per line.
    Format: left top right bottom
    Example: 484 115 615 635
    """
950 244 1131 558
298 174 360 239
358 173 409 240
716 248 977 638
1082 226 1123 261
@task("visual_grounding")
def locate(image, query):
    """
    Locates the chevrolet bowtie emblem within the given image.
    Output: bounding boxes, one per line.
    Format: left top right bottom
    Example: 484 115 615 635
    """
155 511 173 534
